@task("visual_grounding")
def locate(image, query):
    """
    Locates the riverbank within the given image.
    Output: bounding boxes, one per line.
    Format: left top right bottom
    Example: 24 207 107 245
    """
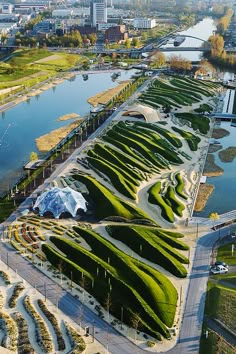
0 72 76 114
194 184 214 212
35 118 84 152
87 79 131 107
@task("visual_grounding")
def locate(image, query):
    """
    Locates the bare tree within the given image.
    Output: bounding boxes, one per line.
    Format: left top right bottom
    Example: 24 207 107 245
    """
103 291 112 322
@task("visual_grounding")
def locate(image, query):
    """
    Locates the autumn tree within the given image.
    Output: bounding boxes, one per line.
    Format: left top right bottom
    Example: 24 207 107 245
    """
30 152 38 161
208 34 224 57
169 54 192 72
150 50 166 68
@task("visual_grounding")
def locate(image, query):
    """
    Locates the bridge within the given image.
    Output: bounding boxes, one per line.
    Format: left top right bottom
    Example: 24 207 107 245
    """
172 34 210 44
159 47 209 52
211 113 236 121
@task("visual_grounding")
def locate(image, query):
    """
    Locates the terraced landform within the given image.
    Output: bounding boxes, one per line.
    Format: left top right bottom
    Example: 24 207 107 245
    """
7 73 221 348
138 76 220 110
42 226 180 339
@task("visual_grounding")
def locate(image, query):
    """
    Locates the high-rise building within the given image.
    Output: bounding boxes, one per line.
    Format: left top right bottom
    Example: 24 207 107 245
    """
90 0 107 26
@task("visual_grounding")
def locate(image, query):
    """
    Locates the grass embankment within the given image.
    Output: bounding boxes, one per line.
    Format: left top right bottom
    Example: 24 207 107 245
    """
217 243 236 266
72 173 155 223
148 178 186 223
138 76 219 110
86 121 183 200
106 224 188 277
194 184 214 212
218 147 236 163
175 112 210 135
42 227 178 339
200 241 236 354
203 155 224 177
172 126 201 151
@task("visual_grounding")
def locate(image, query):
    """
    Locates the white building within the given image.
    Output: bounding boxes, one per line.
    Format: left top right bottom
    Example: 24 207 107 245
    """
90 0 107 26
97 22 116 31
52 9 74 18
1 3 13 14
133 18 156 29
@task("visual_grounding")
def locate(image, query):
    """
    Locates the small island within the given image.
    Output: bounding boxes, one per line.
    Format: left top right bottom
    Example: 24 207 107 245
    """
219 146 236 162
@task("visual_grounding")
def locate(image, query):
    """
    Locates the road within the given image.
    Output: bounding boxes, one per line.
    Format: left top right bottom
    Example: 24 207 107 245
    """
167 225 235 354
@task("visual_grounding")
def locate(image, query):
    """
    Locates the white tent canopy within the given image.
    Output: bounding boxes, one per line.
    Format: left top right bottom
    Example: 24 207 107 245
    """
33 186 87 219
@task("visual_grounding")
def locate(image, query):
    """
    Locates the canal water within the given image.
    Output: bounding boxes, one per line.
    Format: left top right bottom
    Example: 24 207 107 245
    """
196 121 236 217
0 70 135 193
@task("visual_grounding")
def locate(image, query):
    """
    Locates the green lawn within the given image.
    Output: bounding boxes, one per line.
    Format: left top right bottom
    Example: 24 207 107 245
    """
217 243 236 266
106 224 188 277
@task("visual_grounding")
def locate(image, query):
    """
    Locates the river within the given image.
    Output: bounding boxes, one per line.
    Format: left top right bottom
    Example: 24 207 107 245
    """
0 70 135 194
161 17 217 61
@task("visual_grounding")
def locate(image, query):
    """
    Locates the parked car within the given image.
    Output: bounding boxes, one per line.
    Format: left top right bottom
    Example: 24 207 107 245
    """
210 265 228 275
214 261 228 269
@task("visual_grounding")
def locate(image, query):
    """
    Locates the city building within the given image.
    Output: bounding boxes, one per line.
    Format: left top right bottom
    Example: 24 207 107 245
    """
90 0 107 26
104 24 128 43
0 3 13 14
133 18 156 29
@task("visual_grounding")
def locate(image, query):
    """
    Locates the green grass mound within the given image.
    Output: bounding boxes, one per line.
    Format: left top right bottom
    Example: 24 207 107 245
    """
172 126 201 151
164 186 185 217
72 173 154 223
106 224 188 277
43 229 178 339
175 113 210 135
86 155 137 200
148 182 175 223
131 121 183 148
175 173 188 200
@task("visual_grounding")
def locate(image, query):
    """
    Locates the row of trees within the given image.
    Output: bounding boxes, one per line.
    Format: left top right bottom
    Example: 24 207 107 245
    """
216 7 234 35
15 30 97 48
206 6 235 68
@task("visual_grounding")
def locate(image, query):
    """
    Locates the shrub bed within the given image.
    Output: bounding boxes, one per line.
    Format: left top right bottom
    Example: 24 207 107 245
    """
64 322 86 353
13 312 34 354
23 295 53 353
8 283 25 308
37 299 65 351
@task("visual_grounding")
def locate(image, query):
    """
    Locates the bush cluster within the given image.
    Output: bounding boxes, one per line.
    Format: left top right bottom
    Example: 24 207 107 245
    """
37 299 65 351
23 295 53 353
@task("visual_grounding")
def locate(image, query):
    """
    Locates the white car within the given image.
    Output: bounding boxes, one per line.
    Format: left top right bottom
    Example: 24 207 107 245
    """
210 265 228 275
